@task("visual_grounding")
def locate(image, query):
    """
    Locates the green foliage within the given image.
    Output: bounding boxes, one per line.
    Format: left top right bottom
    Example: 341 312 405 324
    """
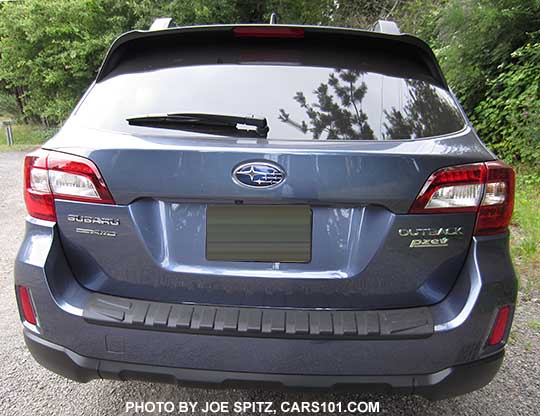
0 0 137 124
393 0 447 45
0 91 19 118
511 166 540 291
132 0 256 27
393 0 540 165
528 320 540 331
11 123 58 145
0 0 539 166
0 0 334 124
131 0 334 27
473 41 540 165
428 0 540 112
0 123 57 151
331 0 399 28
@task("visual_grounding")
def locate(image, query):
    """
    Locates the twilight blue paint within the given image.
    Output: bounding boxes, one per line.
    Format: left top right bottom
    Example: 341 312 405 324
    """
14 24 517 397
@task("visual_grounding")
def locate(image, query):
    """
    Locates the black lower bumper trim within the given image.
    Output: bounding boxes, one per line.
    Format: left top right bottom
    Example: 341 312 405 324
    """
24 330 504 400
83 293 434 340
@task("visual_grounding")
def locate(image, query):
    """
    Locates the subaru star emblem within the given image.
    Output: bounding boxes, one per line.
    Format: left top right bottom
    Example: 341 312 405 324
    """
232 162 285 188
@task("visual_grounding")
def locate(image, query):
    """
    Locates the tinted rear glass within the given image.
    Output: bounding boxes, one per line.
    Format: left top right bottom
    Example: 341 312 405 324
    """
75 42 465 141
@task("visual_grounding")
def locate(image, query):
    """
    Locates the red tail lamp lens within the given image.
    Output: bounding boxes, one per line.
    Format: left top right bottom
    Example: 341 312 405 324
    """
24 149 55 222
475 161 515 236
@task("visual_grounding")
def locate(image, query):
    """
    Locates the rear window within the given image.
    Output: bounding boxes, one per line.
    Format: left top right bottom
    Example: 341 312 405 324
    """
75 43 465 141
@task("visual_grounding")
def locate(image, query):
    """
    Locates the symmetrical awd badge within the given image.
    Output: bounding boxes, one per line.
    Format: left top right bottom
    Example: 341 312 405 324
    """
67 214 120 238
233 162 285 188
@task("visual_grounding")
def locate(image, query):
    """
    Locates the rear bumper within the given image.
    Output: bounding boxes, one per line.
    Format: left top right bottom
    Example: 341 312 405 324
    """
15 218 517 399
24 330 504 400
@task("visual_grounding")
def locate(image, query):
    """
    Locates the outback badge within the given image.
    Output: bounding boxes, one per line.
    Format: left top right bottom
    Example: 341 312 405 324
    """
398 227 464 248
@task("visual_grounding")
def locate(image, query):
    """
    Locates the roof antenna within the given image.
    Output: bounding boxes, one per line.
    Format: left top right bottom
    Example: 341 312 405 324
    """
269 12 278 24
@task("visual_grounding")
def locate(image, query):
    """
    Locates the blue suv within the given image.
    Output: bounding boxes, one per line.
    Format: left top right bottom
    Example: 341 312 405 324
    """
15 21 516 400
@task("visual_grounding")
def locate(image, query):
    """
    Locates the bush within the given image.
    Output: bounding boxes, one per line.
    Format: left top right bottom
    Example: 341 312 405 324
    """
0 0 138 124
393 0 540 165
0 91 19 118
511 167 540 290
472 41 540 166
10 124 57 145
0 0 335 125
433 0 540 113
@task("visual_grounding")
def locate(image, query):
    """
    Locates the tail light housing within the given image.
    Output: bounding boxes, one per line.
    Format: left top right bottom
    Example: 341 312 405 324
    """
24 149 115 222
410 160 515 235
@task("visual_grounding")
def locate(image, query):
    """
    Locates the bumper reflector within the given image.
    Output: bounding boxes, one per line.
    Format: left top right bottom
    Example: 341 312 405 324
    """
488 305 511 346
18 286 37 325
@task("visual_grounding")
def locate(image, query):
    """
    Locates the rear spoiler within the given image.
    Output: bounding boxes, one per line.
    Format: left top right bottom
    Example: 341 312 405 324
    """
95 24 448 89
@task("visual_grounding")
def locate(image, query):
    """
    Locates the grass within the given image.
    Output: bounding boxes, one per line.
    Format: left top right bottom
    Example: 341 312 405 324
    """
0 122 57 151
527 320 540 331
510 166 540 294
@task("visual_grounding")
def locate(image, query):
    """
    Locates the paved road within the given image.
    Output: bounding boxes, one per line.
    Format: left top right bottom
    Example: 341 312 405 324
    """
1 151 539 416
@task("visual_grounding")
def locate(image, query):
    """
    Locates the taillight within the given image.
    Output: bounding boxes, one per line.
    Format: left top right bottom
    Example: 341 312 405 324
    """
24 149 56 222
475 161 515 235
409 161 515 235
24 149 115 222
487 305 511 346
233 26 305 38
409 163 486 214
18 286 37 325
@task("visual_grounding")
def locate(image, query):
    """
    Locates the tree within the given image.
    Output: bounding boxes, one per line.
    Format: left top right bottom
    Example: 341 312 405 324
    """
434 0 540 113
131 0 334 28
391 0 540 160
473 40 540 165
0 0 137 124
0 0 335 124
279 69 374 140
384 80 463 139
332 0 402 28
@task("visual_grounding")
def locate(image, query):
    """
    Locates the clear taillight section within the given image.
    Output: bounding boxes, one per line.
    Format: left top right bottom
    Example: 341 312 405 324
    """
425 184 483 209
47 152 114 203
24 149 115 222
410 163 486 214
410 161 515 236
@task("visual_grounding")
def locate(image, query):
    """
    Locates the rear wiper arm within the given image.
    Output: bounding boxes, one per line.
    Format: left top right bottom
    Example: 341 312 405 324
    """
126 113 269 138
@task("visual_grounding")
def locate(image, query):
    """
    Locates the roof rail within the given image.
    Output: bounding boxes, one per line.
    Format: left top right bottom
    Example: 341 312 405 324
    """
372 20 400 35
149 17 175 31
269 12 279 24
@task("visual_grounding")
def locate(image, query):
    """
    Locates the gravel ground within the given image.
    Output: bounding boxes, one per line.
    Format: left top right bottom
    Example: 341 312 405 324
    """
1 151 539 416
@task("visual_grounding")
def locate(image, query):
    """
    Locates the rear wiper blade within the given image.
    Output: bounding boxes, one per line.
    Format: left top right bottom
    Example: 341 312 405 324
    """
126 113 269 138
